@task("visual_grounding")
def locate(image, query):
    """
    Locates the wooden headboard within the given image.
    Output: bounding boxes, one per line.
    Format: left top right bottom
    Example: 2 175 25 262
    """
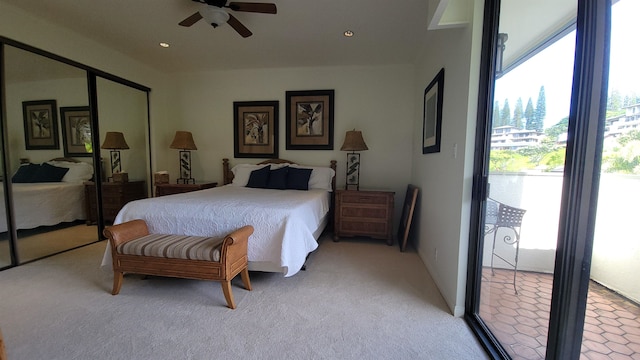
222 158 337 191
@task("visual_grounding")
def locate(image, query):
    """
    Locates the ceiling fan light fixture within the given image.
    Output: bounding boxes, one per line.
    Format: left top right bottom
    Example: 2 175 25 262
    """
201 7 230 27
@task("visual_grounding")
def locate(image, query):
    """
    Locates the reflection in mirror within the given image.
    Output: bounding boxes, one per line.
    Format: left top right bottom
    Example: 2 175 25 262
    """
0 144 8 268
95 77 150 225
3 45 99 263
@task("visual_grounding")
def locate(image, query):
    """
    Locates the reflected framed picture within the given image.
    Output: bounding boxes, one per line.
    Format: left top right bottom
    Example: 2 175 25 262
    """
233 101 278 158
422 68 444 154
22 99 59 150
60 106 92 157
285 89 334 150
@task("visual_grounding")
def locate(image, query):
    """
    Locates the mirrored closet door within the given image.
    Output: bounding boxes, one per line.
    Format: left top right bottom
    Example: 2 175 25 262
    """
2 44 99 263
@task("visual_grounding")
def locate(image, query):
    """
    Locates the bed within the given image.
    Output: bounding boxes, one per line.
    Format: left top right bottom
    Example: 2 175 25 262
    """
101 158 336 277
0 158 93 233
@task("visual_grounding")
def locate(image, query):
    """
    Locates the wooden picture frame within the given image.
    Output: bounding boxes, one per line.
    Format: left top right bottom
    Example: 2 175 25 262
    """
285 89 334 150
233 101 279 158
22 100 59 150
422 68 444 154
398 184 419 252
60 106 92 157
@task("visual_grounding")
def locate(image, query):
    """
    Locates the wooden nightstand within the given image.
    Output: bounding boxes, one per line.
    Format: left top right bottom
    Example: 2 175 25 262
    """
155 182 217 197
334 189 395 245
84 181 146 224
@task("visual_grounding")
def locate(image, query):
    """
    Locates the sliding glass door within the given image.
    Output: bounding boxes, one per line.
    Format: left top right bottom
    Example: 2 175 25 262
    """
466 1 613 359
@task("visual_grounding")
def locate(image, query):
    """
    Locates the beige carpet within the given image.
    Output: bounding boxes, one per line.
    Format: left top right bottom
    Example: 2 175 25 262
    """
0 234 488 360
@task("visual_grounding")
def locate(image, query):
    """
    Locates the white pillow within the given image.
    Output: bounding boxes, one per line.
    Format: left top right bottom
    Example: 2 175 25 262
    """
289 164 335 191
230 164 280 187
47 160 94 183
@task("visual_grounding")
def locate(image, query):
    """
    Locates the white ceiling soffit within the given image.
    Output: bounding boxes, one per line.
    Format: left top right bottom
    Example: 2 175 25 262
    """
428 0 471 30
500 0 577 69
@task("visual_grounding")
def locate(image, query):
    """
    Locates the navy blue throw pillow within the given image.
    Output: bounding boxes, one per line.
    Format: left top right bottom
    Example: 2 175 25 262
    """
246 166 270 188
286 167 312 190
12 163 40 183
31 163 69 183
267 167 289 190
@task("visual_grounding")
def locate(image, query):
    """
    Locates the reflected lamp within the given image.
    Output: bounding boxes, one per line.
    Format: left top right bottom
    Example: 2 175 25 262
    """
101 132 129 179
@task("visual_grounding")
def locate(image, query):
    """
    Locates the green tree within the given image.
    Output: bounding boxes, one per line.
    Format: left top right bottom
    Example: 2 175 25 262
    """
524 98 535 130
513 97 524 129
608 89 622 111
500 99 511 128
531 86 546 132
492 101 500 128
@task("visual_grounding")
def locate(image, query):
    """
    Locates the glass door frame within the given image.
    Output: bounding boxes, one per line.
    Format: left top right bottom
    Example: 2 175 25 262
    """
464 1 611 359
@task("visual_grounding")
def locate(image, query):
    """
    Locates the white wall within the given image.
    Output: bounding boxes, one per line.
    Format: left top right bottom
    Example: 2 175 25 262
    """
169 65 416 218
411 0 483 316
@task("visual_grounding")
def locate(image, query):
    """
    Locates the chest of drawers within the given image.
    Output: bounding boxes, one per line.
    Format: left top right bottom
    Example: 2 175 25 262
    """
334 189 394 245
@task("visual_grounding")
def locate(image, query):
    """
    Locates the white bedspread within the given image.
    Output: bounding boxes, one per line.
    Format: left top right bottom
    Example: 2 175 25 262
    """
0 182 86 233
101 185 330 277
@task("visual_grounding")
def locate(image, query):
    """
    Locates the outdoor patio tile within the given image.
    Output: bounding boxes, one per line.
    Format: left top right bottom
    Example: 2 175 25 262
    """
605 341 633 355
599 323 625 336
603 332 630 345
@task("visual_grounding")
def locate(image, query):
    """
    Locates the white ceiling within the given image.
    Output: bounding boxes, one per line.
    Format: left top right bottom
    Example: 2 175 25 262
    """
1 0 432 73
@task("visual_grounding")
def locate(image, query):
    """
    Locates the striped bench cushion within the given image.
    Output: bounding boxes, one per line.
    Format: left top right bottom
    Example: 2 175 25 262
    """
116 234 224 262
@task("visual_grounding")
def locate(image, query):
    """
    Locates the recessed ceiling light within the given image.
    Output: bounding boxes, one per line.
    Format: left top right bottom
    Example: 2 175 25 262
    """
344 30 354 37
159 42 170 48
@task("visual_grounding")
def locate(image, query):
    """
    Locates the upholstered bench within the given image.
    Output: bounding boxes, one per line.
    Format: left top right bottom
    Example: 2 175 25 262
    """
103 219 253 309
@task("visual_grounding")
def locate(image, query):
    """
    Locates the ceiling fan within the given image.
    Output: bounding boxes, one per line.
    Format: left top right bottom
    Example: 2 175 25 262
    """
179 0 277 38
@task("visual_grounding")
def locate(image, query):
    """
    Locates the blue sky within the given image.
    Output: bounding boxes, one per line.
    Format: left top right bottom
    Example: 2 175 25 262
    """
493 0 638 129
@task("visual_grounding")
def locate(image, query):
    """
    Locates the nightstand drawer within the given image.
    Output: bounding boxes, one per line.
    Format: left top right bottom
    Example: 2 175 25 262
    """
340 206 389 219
340 193 390 205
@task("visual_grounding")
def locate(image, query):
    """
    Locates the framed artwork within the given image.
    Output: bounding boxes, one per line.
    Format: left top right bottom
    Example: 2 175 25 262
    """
233 101 278 158
422 68 444 154
22 100 59 150
285 89 334 150
398 184 419 252
60 106 93 157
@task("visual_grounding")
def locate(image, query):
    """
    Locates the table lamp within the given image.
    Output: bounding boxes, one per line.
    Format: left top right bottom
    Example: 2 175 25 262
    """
101 131 129 182
170 131 197 184
340 129 368 190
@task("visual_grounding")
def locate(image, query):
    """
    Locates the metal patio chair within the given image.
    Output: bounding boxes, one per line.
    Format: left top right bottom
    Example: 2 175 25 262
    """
485 198 526 294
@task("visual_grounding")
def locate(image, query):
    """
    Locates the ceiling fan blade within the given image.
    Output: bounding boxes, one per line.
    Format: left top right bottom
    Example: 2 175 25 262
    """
227 13 253 38
179 12 203 27
227 2 277 14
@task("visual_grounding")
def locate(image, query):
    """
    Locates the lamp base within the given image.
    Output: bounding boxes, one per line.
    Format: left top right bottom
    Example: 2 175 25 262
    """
177 178 195 184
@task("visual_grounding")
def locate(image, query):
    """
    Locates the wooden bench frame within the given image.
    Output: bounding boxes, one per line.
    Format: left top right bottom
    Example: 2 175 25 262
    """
103 220 253 309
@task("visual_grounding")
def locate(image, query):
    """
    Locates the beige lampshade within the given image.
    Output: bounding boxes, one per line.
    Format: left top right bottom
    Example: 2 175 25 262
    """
101 132 129 150
340 130 369 151
169 131 197 150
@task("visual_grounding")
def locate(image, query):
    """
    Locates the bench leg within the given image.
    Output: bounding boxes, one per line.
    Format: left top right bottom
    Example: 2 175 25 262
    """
240 267 252 291
221 281 236 309
112 271 124 295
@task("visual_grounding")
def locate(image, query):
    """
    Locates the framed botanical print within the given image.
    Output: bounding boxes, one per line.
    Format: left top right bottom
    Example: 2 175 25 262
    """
60 106 92 157
285 89 334 150
233 101 278 158
423 68 444 154
22 100 59 150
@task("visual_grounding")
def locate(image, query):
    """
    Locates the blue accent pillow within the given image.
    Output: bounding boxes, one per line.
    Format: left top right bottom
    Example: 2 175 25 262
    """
286 167 312 190
12 163 40 183
246 166 270 188
267 166 289 190
31 163 69 183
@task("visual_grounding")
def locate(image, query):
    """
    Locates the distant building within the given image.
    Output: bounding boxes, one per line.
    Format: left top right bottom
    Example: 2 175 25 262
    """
490 125 542 150
605 103 640 138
